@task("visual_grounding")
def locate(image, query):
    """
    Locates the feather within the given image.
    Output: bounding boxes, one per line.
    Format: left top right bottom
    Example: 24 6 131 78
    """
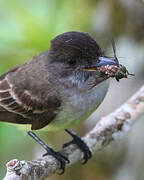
0 64 61 130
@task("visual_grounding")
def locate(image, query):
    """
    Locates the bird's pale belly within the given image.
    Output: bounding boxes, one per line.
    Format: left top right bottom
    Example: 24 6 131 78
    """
41 79 109 131
16 80 109 132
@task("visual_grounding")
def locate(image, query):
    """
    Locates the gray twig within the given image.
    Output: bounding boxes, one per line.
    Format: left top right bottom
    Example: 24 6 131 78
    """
3 85 144 180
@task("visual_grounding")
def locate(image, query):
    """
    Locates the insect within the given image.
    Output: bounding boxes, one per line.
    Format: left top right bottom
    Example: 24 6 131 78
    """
110 39 135 81
83 40 134 88
95 40 135 82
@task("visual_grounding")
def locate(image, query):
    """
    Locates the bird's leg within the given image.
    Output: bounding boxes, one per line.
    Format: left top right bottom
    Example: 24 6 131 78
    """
63 129 92 164
28 131 69 174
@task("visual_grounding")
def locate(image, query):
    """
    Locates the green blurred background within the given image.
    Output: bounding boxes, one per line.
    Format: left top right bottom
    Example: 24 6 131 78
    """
0 0 144 179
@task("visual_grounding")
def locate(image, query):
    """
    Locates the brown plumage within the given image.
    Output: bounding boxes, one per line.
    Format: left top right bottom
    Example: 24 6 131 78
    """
0 31 116 131
0 52 61 130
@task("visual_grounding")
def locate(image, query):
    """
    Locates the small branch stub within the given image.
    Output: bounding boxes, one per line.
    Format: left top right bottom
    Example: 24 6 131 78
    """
4 159 24 180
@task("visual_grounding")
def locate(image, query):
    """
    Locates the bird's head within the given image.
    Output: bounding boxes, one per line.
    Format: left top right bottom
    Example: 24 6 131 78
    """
48 31 117 87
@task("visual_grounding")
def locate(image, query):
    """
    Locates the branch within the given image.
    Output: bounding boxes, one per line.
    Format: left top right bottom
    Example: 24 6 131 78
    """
3 85 144 180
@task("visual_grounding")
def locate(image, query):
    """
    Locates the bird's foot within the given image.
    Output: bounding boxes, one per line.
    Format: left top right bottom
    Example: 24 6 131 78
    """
63 129 92 164
43 149 69 174
28 131 69 174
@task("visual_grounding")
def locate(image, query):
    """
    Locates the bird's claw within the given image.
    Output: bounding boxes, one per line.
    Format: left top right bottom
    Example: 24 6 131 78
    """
63 129 92 164
28 131 69 174
43 149 69 174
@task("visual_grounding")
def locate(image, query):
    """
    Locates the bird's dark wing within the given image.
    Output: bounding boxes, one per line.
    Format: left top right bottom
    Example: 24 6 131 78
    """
0 65 61 130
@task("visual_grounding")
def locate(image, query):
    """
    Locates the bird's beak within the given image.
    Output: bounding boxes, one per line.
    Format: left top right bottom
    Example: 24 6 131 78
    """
83 57 117 71
97 57 117 66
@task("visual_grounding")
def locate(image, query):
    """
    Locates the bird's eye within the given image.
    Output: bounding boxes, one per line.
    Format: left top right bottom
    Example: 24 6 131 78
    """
67 58 76 65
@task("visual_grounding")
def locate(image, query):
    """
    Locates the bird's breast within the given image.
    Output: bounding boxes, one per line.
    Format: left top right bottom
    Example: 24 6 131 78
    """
41 79 109 131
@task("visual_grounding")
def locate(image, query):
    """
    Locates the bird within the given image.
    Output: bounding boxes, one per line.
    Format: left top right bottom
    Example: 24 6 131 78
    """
0 31 117 173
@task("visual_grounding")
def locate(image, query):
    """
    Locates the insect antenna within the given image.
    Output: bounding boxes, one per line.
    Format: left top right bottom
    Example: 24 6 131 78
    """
111 39 119 66
126 70 135 76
